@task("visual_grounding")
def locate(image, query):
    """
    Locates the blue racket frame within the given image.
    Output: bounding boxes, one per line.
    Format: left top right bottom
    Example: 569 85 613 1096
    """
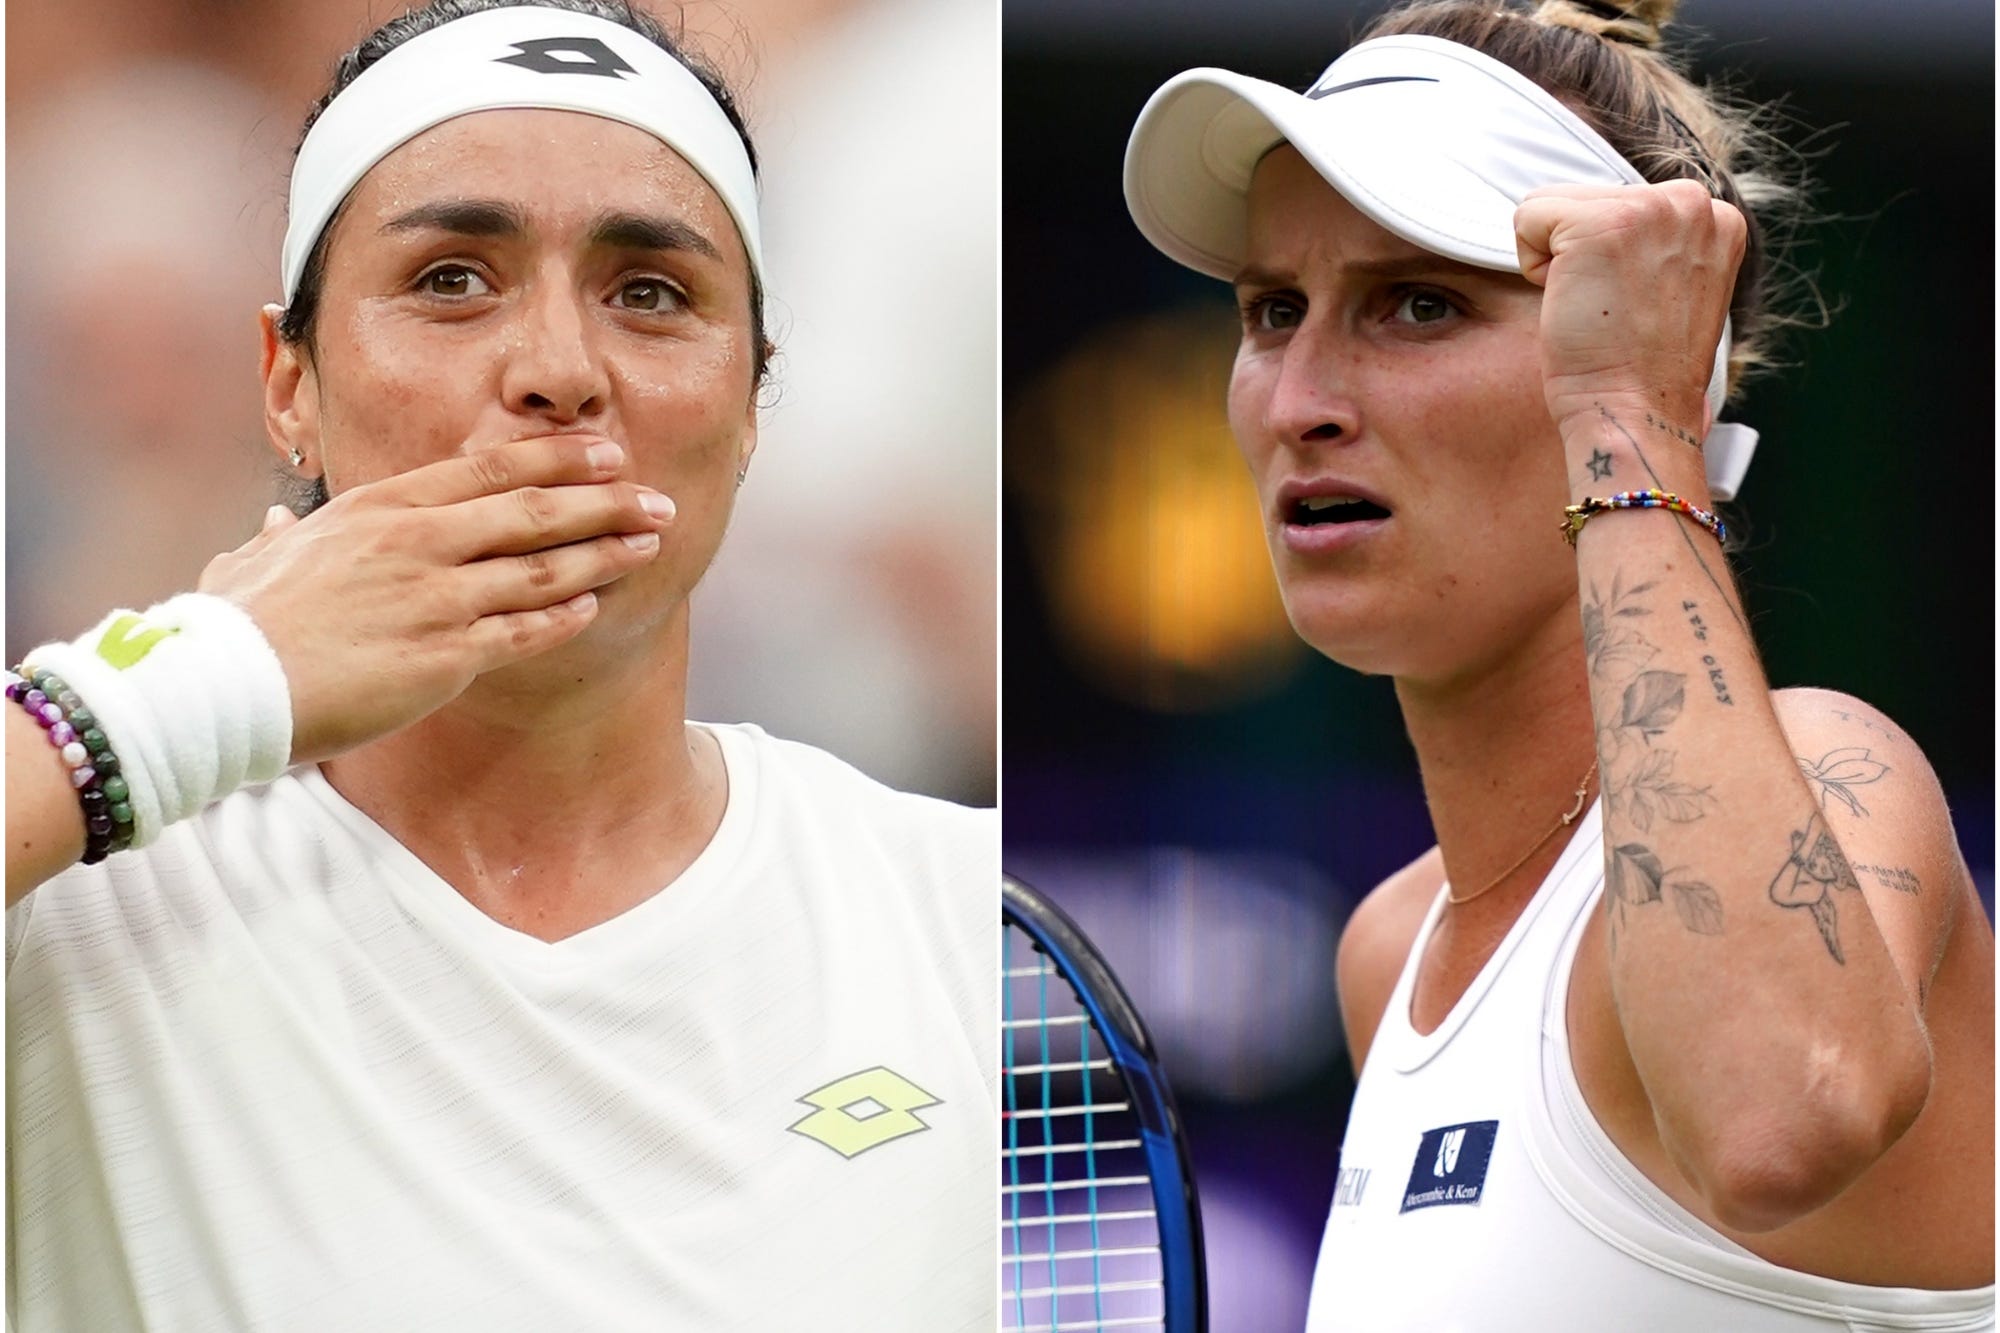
1003 873 1209 1333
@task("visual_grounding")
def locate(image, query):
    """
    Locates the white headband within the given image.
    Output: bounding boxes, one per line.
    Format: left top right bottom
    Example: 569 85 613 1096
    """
1125 34 1757 499
281 5 762 307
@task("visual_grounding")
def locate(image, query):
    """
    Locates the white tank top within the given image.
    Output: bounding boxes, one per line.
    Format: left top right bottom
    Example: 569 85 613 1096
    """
1304 801 1995 1332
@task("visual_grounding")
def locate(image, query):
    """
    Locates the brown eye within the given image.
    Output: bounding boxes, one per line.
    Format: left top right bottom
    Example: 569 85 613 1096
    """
615 279 680 312
1243 294 1303 332
420 266 487 297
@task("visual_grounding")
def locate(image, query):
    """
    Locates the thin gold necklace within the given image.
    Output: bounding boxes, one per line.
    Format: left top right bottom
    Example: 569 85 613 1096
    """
1445 760 1598 906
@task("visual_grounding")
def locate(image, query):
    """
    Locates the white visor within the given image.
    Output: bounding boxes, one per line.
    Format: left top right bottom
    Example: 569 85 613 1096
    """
1124 34 1756 499
281 5 762 307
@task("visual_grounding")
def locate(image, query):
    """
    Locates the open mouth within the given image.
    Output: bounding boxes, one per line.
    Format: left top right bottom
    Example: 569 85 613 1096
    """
1289 495 1392 526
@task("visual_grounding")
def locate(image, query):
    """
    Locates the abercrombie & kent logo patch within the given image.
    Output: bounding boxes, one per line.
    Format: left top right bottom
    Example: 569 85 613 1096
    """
1400 1120 1499 1214
495 36 636 78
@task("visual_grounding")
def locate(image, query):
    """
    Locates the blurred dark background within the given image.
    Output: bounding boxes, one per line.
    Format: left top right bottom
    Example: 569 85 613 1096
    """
1001 1 1994 1325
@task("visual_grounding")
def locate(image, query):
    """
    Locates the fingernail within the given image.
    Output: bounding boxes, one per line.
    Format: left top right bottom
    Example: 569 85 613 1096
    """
586 441 624 470
264 504 288 529
564 591 598 613
638 491 675 520
622 532 661 553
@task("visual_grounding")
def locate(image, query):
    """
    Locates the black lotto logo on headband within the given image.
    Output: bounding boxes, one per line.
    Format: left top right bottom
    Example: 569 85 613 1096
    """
494 36 636 79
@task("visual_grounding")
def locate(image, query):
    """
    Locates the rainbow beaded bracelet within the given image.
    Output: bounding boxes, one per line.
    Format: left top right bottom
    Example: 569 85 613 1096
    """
1562 488 1726 548
6 666 135 864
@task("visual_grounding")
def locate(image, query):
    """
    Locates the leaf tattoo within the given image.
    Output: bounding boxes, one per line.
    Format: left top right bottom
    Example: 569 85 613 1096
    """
1623 749 1714 833
1766 812 1863 963
1606 842 1724 939
1585 570 1723 946
1619 671 1686 740
1670 882 1725 935
1582 577 1659 684
1609 842 1665 907
1797 748 1891 819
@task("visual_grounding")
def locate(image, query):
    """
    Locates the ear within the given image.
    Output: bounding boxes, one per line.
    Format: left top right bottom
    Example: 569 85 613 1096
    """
260 304 322 477
737 387 759 477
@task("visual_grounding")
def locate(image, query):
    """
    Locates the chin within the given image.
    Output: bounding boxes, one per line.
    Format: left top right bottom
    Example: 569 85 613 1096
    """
1278 585 1415 677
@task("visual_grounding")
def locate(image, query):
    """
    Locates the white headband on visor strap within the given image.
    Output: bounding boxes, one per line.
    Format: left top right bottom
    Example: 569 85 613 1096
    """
1124 33 1757 500
281 5 762 307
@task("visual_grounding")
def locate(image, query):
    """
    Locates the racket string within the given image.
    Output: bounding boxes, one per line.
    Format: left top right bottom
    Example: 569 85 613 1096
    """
1002 926 1168 1332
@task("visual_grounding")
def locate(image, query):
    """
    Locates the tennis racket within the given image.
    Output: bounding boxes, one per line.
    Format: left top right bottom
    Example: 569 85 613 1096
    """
1002 872 1207 1333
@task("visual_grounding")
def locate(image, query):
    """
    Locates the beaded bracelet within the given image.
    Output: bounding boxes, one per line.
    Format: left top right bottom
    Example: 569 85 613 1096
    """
1562 488 1727 548
6 666 135 864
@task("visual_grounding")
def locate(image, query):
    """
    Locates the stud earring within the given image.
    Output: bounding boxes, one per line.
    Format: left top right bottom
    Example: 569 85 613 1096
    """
289 448 305 468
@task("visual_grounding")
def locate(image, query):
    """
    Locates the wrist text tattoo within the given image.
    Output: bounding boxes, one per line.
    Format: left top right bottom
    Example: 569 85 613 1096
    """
1642 410 1702 450
1767 811 1863 963
1593 404 1743 634
1584 571 1721 945
1681 600 1733 705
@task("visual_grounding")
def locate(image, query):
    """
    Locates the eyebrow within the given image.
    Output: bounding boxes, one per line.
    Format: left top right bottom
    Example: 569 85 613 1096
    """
379 201 721 264
1233 253 1504 289
381 199 529 238
588 211 720 262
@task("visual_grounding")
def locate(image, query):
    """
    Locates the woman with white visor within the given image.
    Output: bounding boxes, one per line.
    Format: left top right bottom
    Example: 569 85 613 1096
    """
1125 1 1991 1327
6 3 992 1329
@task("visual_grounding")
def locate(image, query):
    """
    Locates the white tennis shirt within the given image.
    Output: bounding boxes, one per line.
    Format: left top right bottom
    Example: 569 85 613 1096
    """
1306 801 1994 1333
8 723 996 1332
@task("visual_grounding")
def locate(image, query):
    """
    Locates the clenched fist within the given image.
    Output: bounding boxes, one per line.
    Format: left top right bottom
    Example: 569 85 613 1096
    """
1514 179 1745 440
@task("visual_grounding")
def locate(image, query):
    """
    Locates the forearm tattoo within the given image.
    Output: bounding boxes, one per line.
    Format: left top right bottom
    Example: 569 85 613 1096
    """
1681 600 1733 705
1592 405 1744 634
1584 573 1721 943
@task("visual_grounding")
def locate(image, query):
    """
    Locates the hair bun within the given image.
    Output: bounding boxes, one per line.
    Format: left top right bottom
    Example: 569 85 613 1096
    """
1535 0 1676 49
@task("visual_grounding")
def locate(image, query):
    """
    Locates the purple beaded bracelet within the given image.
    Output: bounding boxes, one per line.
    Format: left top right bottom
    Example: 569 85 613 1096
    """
6 666 133 863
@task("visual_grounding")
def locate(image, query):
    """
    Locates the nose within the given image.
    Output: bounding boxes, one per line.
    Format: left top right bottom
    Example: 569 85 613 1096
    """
501 273 608 424
1262 319 1360 449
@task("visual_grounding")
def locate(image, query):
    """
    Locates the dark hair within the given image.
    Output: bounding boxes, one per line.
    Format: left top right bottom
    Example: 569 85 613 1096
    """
276 2 773 511
1359 0 1820 401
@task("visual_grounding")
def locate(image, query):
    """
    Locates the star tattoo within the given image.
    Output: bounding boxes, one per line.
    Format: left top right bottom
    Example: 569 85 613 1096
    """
1586 448 1615 481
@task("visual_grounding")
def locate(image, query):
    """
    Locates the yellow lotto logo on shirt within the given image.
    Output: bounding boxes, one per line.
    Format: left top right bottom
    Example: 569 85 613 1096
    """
96 614 180 670
788 1067 940 1159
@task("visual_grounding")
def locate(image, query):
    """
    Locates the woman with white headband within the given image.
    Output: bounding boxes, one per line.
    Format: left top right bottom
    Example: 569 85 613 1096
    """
5 3 992 1329
1125 0 1990 1327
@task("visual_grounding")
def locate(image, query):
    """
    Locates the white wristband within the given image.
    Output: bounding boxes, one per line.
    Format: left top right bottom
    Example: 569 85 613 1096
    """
23 594 293 847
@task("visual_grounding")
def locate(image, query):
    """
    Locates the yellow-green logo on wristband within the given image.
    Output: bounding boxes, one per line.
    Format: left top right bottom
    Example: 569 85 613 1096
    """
96 614 179 670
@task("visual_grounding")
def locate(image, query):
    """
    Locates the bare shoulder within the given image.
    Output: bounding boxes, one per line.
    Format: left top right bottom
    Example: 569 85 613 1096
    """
1770 686 1988 1005
1337 845 1445 1075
